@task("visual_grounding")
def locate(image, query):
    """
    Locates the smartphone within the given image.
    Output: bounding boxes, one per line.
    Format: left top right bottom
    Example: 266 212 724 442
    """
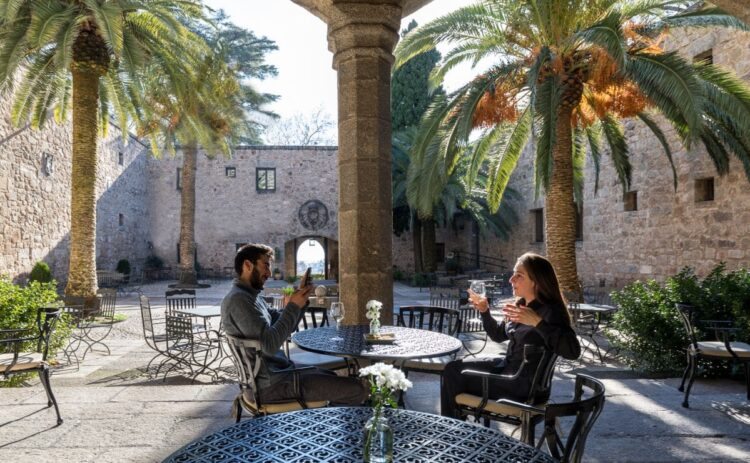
300 267 313 287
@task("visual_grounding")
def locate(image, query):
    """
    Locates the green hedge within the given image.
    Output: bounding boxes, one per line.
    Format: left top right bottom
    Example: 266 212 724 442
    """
608 264 750 375
0 278 71 386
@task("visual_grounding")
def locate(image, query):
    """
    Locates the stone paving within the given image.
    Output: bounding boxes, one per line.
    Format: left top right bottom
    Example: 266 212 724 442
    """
1 280 749 462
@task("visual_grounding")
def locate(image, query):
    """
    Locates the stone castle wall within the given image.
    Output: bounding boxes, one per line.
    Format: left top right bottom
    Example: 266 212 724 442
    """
0 110 152 283
482 27 750 290
147 146 340 275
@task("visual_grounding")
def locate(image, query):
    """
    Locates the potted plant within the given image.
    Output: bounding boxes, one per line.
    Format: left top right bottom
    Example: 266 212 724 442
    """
281 286 294 306
273 268 282 280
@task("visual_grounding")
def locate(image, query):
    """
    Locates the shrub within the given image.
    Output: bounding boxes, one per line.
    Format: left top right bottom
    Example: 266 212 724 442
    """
412 273 431 287
285 275 298 284
29 262 52 283
393 268 404 281
608 264 750 375
116 259 131 275
0 278 71 386
281 286 295 296
144 255 164 269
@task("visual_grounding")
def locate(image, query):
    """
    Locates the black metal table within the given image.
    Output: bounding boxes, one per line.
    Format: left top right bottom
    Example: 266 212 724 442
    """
291 325 462 362
162 407 556 462
569 303 618 362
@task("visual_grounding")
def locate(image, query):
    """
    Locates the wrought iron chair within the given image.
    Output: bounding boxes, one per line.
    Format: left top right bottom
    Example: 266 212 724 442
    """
432 286 487 355
225 334 328 422
497 374 606 463
455 345 559 444
290 305 348 371
77 288 117 359
165 288 196 314
676 303 750 408
398 305 461 374
0 307 64 425
162 313 222 382
138 295 170 376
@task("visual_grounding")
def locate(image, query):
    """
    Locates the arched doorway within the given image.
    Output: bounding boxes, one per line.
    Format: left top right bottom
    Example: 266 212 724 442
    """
284 236 338 281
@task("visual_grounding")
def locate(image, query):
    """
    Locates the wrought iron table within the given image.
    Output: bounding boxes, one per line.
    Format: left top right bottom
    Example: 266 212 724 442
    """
162 407 556 462
569 303 618 362
291 325 462 362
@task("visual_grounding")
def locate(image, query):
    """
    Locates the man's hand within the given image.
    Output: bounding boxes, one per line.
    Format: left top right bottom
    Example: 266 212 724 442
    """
467 288 489 313
502 303 542 327
288 283 314 308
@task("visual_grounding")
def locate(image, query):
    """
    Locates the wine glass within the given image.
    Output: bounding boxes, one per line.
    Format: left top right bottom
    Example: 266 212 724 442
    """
469 280 486 298
330 302 345 330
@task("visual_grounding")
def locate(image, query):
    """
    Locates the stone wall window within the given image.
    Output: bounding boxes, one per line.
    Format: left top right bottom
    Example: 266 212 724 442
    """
624 191 638 212
176 167 182 190
531 208 544 243
256 167 276 192
118 152 124 166
225 166 236 178
693 48 713 65
436 243 445 263
575 204 583 241
695 177 714 202
118 213 124 227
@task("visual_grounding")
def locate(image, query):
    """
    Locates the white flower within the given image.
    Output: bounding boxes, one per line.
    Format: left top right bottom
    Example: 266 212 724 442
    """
365 299 383 320
359 362 412 392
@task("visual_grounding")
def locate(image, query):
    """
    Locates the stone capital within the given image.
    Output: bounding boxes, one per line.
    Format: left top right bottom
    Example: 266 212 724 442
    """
293 0 433 68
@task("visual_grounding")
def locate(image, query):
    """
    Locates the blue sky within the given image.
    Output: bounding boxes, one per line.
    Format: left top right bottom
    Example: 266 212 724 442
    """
205 0 477 121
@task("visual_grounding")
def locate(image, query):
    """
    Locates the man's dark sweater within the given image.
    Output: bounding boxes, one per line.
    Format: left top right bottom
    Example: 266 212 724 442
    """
221 279 301 390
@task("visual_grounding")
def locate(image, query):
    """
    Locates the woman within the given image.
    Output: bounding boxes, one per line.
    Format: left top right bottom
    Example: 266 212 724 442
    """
440 252 581 418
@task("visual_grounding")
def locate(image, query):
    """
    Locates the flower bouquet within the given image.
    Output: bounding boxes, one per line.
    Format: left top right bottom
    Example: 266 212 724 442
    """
365 299 383 337
359 363 412 462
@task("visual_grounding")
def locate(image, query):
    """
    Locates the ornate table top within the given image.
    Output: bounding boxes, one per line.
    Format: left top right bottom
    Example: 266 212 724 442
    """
291 325 462 361
163 407 555 463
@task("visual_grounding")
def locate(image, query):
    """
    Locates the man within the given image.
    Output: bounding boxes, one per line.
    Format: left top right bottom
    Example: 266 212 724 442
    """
221 243 366 405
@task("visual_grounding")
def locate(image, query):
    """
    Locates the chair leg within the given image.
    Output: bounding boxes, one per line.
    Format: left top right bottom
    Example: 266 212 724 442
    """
39 365 63 425
678 351 691 392
682 354 697 408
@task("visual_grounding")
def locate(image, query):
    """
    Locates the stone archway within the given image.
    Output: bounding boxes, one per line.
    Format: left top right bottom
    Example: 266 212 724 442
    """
284 236 339 281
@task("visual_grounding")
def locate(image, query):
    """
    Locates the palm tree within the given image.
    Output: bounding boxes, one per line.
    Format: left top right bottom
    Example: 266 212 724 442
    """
394 129 518 272
0 0 207 298
395 1 750 293
139 14 278 287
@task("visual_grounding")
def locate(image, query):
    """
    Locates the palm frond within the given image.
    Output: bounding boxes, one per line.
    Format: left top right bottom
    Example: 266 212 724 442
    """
486 107 532 212
636 111 677 190
584 124 603 194
534 75 560 196
601 113 631 192
626 51 703 143
574 9 626 69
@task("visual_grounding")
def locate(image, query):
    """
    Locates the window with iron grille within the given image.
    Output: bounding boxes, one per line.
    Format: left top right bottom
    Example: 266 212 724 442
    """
624 191 638 212
695 177 714 202
256 167 276 192
531 208 544 242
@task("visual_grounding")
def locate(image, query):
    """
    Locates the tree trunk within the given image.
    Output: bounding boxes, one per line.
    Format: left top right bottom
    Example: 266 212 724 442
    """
412 214 423 273
545 106 581 296
422 218 437 272
178 143 198 286
65 68 100 298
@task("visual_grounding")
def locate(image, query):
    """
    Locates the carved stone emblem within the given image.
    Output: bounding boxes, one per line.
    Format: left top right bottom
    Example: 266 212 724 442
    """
298 200 329 231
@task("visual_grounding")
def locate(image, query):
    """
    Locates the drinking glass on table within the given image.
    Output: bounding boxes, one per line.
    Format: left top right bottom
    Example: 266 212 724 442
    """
330 302 345 329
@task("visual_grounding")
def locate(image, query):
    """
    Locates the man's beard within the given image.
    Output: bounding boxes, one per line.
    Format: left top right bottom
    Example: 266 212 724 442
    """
250 268 265 290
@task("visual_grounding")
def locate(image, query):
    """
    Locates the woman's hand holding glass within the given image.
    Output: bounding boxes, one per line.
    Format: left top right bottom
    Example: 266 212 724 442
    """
467 288 489 313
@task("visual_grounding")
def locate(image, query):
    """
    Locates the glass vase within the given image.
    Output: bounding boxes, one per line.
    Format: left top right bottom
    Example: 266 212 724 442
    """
363 410 393 463
369 317 381 336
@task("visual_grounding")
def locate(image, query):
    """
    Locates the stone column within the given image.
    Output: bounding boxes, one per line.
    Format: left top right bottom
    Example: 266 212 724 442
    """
293 0 432 324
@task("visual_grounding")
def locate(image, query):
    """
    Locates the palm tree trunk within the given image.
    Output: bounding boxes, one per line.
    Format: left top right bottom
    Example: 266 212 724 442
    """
422 218 437 272
412 214 423 273
65 68 99 298
178 142 198 286
545 106 581 295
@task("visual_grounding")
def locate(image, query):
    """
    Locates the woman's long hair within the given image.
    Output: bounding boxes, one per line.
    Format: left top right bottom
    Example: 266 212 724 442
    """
516 252 572 325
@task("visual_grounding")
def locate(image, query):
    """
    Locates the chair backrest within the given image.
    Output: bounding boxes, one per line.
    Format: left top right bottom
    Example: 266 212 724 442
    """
299 306 329 329
675 303 699 349
38 307 62 360
398 305 459 336
165 289 196 314
96 288 117 318
139 295 156 338
165 313 195 345
540 374 606 463
430 287 461 311
225 334 263 405
521 345 559 404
